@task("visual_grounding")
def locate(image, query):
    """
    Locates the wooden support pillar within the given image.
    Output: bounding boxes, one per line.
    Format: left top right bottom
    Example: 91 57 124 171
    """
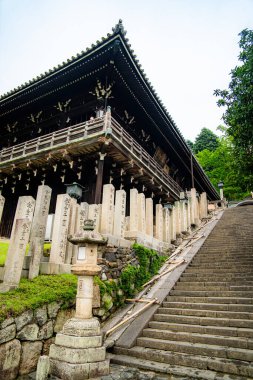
94 152 106 204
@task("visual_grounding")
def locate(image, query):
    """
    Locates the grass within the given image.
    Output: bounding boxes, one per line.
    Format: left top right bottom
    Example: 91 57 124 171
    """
0 241 51 267
0 274 77 323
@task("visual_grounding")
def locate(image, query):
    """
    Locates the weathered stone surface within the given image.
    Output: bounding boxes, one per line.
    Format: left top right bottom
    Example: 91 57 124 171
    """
17 323 39 341
1 317 14 329
62 317 100 337
49 344 105 363
34 305 47 326
54 308 75 333
19 341 43 375
36 355 50 380
42 337 55 356
15 310 33 331
55 333 102 348
47 301 61 319
0 323 16 344
89 359 110 377
50 358 89 380
38 320 53 339
0 339 21 380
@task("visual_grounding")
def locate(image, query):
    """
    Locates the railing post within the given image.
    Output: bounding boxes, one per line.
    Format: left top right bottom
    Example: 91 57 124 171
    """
104 106 112 131
51 132 55 147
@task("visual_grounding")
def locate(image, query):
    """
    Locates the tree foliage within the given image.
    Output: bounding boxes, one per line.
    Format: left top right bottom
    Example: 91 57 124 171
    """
214 29 253 188
193 128 219 154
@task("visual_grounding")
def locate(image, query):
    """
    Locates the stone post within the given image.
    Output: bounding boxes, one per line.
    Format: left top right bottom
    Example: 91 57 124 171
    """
49 221 109 379
0 196 35 292
163 208 171 243
200 192 208 219
29 185 52 279
174 201 181 235
72 202 89 264
65 198 78 265
137 193 146 234
190 188 200 226
50 194 71 264
155 204 163 241
88 204 102 232
129 188 138 231
0 194 5 224
0 220 32 292
170 206 177 242
145 198 153 237
113 190 126 237
100 184 115 234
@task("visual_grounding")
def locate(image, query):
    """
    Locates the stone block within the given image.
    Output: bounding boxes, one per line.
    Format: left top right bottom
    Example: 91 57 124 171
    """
36 355 50 380
15 310 33 331
19 341 43 375
54 308 75 333
0 323 16 344
89 359 110 377
55 333 102 348
47 301 61 318
1 317 14 329
38 320 54 339
49 344 106 363
50 358 89 380
62 318 101 337
34 305 48 326
0 339 21 380
17 323 39 341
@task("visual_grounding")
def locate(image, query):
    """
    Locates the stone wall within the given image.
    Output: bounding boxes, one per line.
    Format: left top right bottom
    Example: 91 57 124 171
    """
0 302 75 379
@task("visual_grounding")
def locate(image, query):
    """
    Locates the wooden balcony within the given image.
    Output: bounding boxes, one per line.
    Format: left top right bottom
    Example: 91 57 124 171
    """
0 112 182 199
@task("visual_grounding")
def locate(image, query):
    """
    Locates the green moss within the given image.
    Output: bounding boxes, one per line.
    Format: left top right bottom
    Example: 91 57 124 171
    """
0 274 77 323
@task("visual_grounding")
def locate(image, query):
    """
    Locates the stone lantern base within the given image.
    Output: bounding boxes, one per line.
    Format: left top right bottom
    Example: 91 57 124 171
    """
49 318 109 380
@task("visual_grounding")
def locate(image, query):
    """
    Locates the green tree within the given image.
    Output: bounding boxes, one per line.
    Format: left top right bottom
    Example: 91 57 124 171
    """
186 139 194 150
196 132 248 200
193 128 219 154
214 29 253 189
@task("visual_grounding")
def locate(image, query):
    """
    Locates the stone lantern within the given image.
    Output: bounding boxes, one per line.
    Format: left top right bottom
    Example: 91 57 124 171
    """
49 220 109 380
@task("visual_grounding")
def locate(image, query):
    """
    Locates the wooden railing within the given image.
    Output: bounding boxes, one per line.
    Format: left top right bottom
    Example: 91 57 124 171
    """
111 118 182 196
0 117 105 162
0 113 182 196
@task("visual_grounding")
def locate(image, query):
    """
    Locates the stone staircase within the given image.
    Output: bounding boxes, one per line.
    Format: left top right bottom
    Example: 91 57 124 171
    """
112 206 253 379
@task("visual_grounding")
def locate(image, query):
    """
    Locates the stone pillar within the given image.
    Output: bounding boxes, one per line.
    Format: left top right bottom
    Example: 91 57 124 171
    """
180 201 188 233
191 188 200 226
174 201 181 235
163 208 171 243
29 185 52 279
113 190 126 237
50 194 71 264
1 220 32 292
0 194 5 224
155 204 163 241
186 201 191 232
170 206 177 242
78 202 89 230
200 192 208 219
101 184 115 234
145 198 153 237
130 188 138 231
88 204 101 232
137 193 146 234
65 198 78 265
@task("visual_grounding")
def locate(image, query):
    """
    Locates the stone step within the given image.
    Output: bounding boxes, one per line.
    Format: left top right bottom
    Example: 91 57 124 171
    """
186 267 253 274
189 263 253 269
156 307 253 320
167 295 253 304
109 353 248 380
175 283 253 291
170 290 253 297
193 257 253 262
149 320 253 338
162 301 253 312
142 328 252 349
180 274 253 281
113 346 253 377
178 280 253 286
137 336 253 361
153 313 253 328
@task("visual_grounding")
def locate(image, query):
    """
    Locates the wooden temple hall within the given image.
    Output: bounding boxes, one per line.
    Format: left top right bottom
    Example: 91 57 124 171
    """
0 20 219 246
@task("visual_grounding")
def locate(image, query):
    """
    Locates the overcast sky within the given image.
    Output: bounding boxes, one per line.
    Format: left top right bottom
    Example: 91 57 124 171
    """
0 0 252 141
